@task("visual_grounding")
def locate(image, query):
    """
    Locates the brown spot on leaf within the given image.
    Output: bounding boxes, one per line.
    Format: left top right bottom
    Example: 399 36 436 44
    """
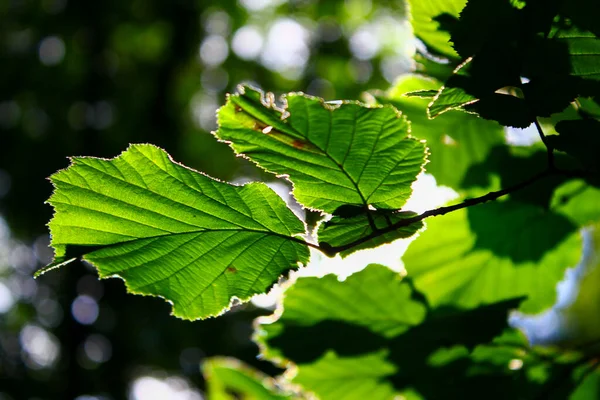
292 139 306 149
226 266 238 274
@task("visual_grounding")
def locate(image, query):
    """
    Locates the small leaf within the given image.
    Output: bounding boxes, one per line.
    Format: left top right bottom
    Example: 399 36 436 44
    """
203 357 293 400
376 74 505 193
317 211 423 257
216 85 427 214
43 144 309 320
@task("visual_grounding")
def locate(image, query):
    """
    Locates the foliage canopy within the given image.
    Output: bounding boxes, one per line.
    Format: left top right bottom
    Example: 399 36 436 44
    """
37 0 600 398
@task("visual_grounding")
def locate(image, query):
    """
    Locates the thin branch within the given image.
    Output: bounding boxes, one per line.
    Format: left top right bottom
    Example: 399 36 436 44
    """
325 168 554 254
534 119 555 171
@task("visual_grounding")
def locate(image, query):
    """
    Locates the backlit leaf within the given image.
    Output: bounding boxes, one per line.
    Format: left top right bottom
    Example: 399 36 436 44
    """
42 144 309 320
216 85 427 214
403 201 582 313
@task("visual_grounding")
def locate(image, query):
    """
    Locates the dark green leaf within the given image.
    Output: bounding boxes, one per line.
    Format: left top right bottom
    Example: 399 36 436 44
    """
258 264 526 399
42 144 309 320
547 119 600 173
317 211 423 257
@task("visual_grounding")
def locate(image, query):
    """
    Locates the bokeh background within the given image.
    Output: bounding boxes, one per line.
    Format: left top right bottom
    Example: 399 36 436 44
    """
0 0 416 398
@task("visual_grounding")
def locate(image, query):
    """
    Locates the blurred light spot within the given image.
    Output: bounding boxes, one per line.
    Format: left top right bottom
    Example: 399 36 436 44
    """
0 170 12 199
84 334 112 363
179 347 205 374
0 101 21 129
33 235 53 264
349 26 380 60
38 36 66 66
71 295 99 325
251 284 282 309
11 243 37 271
199 35 229 67
0 282 15 313
240 0 283 11
348 59 373 84
201 68 229 93
129 376 203 400
508 359 524 370
7 276 38 301
204 11 230 36
344 0 373 19
36 298 63 327
190 93 218 131
261 18 310 79
381 55 412 83
19 324 60 369
231 25 263 60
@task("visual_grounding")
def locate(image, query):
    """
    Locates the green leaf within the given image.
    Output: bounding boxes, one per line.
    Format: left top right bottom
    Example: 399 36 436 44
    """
203 357 293 400
43 144 309 320
552 180 600 226
317 211 423 257
292 351 398 400
547 120 600 173
377 74 505 192
403 201 582 313
407 0 466 58
215 85 427 214
429 85 478 118
258 264 525 399
555 27 600 82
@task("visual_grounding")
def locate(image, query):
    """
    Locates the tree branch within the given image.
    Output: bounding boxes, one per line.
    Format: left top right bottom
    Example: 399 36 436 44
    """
324 168 554 254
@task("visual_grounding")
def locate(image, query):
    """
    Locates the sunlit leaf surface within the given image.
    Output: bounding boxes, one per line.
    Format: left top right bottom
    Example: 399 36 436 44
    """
44 144 309 320
377 74 504 193
403 202 582 313
216 85 427 214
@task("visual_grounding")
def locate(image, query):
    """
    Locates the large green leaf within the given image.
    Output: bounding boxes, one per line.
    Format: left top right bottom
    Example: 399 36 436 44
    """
203 357 293 400
403 201 582 313
407 0 466 58
42 144 309 320
258 264 526 400
215 85 427 214
376 74 505 193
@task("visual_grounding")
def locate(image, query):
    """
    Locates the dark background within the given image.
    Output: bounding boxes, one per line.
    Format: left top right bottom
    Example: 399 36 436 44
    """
0 0 412 398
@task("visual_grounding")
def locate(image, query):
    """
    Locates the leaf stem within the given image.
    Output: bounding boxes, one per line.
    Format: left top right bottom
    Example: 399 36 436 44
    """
534 119 555 171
